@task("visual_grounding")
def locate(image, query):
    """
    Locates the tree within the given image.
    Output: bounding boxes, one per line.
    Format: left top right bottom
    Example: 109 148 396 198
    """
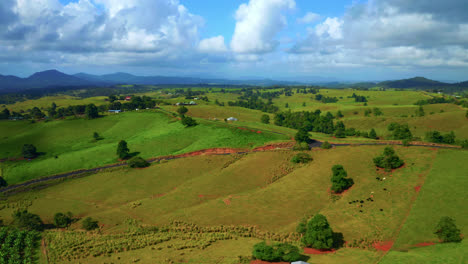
369 128 377 139
296 217 307 234
22 144 38 159
116 140 130 159
434 217 462 243
285 103 289 108
0 177 7 188
330 165 354 193
252 242 301 262
181 116 197 127
373 147 404 171
82 217 99 231
93 132 101 141
334 121 346 138
321 141 332 149
295 129 311 143
85 104 99 119
415 105 425 117
13 210 44 231
291 153 312 164
261 114 270 124
177 106 188 115
302 214 334 250
336 110 344 118
127 156 150 168
0 108 11 119
54 212 73 228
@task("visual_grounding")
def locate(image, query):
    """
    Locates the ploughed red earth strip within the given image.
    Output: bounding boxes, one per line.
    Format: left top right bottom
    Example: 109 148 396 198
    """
373 241 394 251
304 248 336 255
414 185 421 192
412 242 436 248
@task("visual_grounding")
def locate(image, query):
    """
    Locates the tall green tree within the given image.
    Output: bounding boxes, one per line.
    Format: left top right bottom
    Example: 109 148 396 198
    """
302 214 334 250
369 128 377 139
415 105 425 117
54 212 73 228
181 116 197 127
434 217 462 243
85 104 99 119
0 108 10 119
330 165 354 193
116 140 130 159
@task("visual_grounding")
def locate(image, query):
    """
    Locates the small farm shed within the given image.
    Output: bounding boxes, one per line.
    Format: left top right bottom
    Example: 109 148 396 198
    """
125 96 132 101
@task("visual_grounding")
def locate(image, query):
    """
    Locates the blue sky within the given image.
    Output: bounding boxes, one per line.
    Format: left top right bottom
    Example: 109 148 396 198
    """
1 0 467 81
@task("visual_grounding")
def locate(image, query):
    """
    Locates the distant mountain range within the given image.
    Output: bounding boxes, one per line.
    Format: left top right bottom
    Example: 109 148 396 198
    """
0 70 467 92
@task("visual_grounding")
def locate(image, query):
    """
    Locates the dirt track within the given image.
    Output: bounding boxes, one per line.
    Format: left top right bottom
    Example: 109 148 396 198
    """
0 140 461 195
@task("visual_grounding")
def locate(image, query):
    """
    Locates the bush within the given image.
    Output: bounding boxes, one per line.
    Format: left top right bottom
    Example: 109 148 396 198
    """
373 147 404 171
434 217 462 243
181 116 198 127
330 165 354 193
82 217 99 231
22 144 38 159
54 212 73 228
177 106 188 115
261 114 270 124
13 210 44 231
127 156 150 168
293 142 310 151
402 139 411 146
291 153 312 164
369 129 377 139
302 214 334 250
252 242 301 262
461 140 468 149
321 141 332 149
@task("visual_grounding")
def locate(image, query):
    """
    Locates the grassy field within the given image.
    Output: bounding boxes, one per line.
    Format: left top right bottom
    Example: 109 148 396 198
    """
378 149 467 263
0 111 286 184
0 145 456 263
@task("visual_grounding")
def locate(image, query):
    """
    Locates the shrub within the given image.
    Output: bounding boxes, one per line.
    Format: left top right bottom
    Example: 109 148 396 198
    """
369 129 377 139
181 116 198 127
291 153 312 164
434 217 462 243
54 212 73 228
321 141 332 149
127 156 150 168
22 144 38 159
460 140 468 149
373 147 404 171
260 114 270 124
296 218 307 235
13 210 44 231
330 165 354 193
293 142 310 151
252 242 301 262
302 214 334 250
82 217 99 231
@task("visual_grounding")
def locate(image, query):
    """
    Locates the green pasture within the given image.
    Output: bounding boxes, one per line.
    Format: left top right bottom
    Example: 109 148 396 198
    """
0 111 286 184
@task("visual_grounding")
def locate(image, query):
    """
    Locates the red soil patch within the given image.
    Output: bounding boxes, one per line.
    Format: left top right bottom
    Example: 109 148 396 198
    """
152 193 166 199
412 242 436 248
257 131 262 134
250 261 289 264
253 142 294 151
373 241 394 251
223 198 231 205
304 248 336 255
414 186 421 193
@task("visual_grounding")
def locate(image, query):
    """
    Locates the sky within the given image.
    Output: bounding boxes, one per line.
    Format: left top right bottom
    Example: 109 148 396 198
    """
0 0 467 81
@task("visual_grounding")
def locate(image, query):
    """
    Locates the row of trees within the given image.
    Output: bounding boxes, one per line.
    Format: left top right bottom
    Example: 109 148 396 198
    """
315 94 339 103
10 210 99 232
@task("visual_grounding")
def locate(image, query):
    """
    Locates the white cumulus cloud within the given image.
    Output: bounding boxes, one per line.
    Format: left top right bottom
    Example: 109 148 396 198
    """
198 36 228 53
297 12 320 24
230 0 296 54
